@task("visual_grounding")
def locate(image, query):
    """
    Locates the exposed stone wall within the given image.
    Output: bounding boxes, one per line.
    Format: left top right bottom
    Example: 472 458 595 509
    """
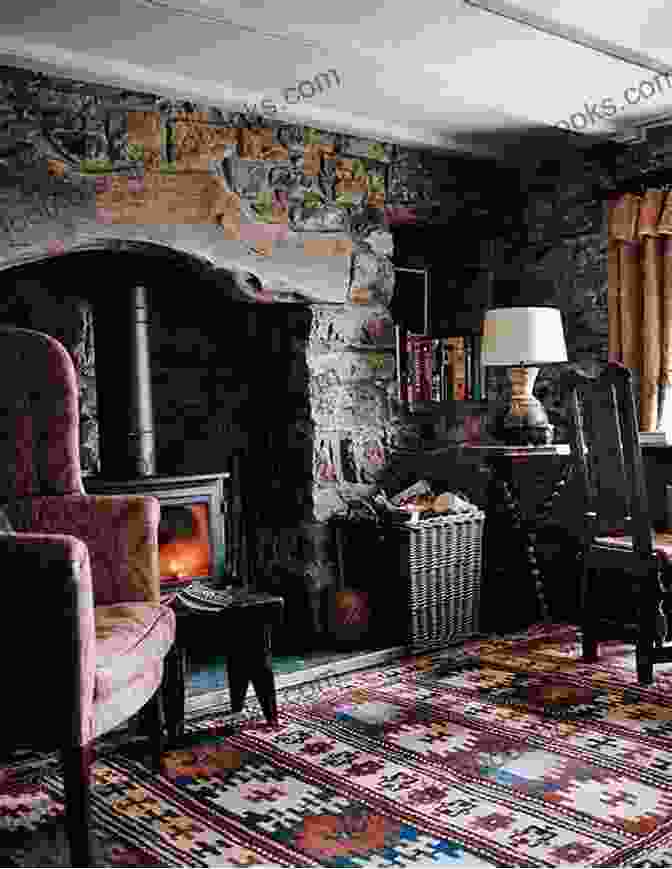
495 136 672 439
0 63 517 640
0 278 98 473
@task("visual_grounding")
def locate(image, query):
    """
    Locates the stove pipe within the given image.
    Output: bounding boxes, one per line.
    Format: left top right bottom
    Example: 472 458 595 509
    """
94 284 156 478
128 287 156 477
128 285 156 476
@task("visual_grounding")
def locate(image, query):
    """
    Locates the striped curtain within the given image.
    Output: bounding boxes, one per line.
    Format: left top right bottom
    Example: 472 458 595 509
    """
608 190 672 432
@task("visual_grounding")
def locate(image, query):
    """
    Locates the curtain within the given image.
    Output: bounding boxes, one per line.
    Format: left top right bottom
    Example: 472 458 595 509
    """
608 190 672 432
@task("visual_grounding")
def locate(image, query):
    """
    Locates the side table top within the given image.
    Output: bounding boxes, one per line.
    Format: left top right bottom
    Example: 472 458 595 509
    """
460 443 571 458
161 587 284 613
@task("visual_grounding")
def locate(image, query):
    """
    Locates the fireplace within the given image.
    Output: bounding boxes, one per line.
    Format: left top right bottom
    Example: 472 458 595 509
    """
85 472 230 584
84 281 236 586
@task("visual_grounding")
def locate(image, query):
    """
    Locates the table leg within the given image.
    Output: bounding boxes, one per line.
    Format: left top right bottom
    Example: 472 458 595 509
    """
498 475 550 623
250 624 278 725
227 652 250 717
227 622 278 725
163 641 187 744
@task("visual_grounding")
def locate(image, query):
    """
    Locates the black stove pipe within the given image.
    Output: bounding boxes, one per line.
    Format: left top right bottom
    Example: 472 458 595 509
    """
94 284 156 478
127 284 156 476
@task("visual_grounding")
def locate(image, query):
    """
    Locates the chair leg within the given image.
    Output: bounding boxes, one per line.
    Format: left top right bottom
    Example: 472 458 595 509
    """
636 562 667 684
62 744 93 867
580 562 599 663
637 636 655 684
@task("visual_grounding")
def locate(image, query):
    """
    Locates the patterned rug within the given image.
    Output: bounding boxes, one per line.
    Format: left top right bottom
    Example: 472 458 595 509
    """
8 623 672 866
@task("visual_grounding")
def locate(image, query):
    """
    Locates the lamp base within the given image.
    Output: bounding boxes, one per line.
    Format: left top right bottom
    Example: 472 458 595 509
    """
500 419 555 446
497 367 555 446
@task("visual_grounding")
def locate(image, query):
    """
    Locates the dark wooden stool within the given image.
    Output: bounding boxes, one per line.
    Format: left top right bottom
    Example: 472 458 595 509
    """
162 590 284 742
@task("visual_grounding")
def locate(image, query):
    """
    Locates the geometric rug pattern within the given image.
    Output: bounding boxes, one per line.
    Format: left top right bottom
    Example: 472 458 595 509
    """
7 623 672 865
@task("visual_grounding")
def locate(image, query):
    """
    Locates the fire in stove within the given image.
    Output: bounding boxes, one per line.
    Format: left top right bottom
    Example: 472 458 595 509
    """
158 501 212 582
85 473 229 587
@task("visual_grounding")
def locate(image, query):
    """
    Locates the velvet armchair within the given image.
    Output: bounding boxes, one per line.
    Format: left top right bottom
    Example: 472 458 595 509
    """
0 325 176 866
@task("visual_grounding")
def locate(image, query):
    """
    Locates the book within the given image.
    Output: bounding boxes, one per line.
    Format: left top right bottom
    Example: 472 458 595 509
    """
417 336 434 402
396 327 409 402
406 333 416 404
408 334 433 403
471 334 482 401
432 339 442 402
441 339 453 401
464 336 472 400
452 337 466 400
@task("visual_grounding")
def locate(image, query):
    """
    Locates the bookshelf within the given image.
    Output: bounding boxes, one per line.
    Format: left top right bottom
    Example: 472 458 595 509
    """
389 229 498 420
391 270 494 410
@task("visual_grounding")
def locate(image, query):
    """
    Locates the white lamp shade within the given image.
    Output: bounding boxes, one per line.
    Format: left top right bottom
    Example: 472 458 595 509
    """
481 306 568 367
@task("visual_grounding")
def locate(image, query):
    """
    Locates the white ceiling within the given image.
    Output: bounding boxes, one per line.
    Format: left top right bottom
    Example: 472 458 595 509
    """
3 0 672 156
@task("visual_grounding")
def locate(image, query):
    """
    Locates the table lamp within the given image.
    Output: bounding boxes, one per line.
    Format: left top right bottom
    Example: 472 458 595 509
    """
481 306 568 445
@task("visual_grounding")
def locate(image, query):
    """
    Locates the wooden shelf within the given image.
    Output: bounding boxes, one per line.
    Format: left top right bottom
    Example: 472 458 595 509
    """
346 343 396 352
400 400 502 419
396 402 505 437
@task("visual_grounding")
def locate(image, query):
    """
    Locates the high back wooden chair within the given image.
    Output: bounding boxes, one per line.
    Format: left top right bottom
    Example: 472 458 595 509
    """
561 361 672 684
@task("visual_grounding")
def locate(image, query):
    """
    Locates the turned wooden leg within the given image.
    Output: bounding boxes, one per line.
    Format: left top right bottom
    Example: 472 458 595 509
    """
62 744 93 867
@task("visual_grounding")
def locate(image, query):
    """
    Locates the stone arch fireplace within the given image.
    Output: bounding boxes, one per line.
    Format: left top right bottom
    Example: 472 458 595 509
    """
0 60 401 648
0 242 316 595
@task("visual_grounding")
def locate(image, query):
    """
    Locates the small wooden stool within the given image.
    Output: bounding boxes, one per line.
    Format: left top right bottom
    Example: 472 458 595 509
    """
162 590 284 742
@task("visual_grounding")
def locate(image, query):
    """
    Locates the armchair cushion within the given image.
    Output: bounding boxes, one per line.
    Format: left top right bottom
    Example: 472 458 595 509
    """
94 602 175 703
5 494 161 605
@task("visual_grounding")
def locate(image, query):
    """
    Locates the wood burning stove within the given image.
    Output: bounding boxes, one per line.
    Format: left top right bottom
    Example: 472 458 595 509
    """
87 283 234 586
85 472 230 584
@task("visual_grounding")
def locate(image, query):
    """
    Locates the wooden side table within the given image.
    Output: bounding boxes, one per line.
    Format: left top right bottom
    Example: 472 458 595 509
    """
162 590 284 743
460 444 572 631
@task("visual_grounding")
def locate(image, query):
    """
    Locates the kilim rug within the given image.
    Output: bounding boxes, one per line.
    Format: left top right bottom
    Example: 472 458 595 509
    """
9 623 672 866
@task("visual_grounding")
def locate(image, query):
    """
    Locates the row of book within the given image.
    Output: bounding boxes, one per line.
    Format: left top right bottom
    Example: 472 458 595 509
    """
398 333 485 404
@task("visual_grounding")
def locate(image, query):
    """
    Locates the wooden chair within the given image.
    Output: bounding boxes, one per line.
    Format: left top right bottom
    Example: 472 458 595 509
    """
561 361 672 684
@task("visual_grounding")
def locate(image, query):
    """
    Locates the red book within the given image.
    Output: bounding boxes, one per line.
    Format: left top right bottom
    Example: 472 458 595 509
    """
407 334 416 403
412 336 433 402
398 332 409 402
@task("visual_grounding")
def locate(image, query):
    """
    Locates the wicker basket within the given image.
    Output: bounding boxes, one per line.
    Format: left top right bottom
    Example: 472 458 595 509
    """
388 509 485 651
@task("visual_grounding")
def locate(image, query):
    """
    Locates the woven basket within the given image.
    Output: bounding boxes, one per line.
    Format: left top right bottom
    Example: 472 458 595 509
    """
388 509 485 651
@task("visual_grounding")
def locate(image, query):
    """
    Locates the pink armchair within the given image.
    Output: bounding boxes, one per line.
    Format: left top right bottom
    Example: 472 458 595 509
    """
0 326 176 866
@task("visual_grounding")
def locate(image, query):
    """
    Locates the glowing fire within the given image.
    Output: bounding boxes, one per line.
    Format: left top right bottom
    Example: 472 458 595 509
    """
159 503 211 581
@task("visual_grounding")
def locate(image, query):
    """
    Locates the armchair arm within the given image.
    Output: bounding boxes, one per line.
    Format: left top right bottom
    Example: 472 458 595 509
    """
0 533 96 747
5 494 161 606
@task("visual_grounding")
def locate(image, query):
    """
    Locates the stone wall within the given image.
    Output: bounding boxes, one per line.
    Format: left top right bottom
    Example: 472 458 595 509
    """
9 61 655 635
498 134 672 439
0 63 513 641
0 278 98 473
